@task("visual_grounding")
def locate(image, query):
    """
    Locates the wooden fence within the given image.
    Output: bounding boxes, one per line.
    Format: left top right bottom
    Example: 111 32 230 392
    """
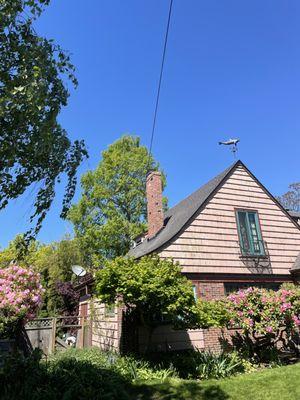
25 315 91 355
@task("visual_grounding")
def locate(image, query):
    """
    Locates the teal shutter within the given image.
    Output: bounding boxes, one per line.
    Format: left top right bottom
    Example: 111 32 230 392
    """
237 211 251 254
247 212 264 255
192 285 197 300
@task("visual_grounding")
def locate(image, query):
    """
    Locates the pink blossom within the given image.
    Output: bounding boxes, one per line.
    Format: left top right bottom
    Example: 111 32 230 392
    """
280 303 292 312
0 265 44 324
292 315 300 326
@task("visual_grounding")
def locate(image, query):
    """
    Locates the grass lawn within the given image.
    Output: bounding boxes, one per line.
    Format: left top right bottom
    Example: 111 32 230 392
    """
2 348 300 400
135 363 300 400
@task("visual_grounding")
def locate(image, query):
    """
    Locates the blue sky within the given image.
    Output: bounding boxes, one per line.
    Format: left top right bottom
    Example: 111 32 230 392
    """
1 0 300 247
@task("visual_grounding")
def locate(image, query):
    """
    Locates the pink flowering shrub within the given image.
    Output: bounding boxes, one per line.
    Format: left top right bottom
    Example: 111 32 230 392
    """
0 265 44 335
225 284 300 360
227 285 300 337
195 284 300 361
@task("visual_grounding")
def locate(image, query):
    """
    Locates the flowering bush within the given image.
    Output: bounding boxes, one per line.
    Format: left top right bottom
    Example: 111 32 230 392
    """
225 284 300 360
227 285 300 337
0 265 44 336
194 284 300 361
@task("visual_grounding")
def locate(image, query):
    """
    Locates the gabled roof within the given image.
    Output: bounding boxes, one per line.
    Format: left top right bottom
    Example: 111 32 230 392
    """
128 161 239 258
291 253 300 274
288 210 300 220
129 160 300 260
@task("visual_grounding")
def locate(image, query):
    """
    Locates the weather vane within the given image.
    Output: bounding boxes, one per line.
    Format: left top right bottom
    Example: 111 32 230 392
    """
219 138 240 158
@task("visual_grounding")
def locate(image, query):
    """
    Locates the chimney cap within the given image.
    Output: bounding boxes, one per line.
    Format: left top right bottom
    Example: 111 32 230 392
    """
146 170 161 179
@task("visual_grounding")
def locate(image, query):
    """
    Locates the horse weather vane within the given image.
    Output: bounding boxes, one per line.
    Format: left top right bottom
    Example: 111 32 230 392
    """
219 138 240 158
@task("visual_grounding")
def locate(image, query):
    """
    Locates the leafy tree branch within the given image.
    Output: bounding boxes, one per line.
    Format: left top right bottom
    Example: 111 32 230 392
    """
0 0 88 238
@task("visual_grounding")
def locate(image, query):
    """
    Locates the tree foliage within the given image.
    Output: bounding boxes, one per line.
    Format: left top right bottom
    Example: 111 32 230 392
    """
195 299 230 329
0 234 39 267
95 255 197 330
0 0 87 238
33 237 83 315
277 183 300 212
55 281 79 323
68 136 167 265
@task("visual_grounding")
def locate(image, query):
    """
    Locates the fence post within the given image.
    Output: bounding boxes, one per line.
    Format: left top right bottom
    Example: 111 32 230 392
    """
89 315 93 347
51 318 57 354
78 316 84 349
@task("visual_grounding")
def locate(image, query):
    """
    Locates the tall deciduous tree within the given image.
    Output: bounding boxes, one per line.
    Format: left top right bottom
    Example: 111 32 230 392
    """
277 183 300 212
0 0 87 237
68 135 167 265
95 255 197 350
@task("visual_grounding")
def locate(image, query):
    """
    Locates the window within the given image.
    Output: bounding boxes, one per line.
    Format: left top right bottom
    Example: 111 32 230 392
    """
236 210 265 256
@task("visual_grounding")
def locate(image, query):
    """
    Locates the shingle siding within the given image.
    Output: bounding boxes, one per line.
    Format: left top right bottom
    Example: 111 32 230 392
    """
158 165 300 275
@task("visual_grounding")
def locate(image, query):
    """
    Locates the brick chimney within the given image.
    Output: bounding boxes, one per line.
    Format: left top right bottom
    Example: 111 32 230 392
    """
146 171 164 238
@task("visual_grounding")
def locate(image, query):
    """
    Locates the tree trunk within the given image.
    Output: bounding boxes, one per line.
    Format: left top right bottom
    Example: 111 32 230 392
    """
139 309 154 353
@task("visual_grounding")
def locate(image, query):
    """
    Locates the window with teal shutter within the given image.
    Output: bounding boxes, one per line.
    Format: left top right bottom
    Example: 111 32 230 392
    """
236 210 265 256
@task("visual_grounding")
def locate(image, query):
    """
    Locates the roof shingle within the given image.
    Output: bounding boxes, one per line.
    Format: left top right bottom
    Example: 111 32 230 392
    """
128 161 239 258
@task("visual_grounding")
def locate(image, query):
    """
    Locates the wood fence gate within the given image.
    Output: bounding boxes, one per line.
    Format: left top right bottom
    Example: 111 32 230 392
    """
25 315 91 355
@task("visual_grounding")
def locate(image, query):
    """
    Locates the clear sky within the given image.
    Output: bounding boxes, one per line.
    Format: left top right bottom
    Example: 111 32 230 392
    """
1 0 300 247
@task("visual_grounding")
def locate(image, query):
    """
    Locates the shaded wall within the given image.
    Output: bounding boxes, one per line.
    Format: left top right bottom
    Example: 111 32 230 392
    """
138 325 204 353
79 299 122 352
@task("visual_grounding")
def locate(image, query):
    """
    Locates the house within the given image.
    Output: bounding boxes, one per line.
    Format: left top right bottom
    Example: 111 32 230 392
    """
130 160 300 283
79 160 300 352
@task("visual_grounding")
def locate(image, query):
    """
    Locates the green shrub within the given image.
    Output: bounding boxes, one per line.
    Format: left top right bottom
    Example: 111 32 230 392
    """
51 348 177 382
195 299 231 328
144 349 245 380
191 350 244 380
0 349 131 400
116 355 177 381
0 347 177 399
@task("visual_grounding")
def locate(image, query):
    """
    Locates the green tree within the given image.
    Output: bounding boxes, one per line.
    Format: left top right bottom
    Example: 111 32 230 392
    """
0 0 87 238
0 234 40 267
277 183 300 212
95 255 197 350
33 237 83 315
68 135 167 265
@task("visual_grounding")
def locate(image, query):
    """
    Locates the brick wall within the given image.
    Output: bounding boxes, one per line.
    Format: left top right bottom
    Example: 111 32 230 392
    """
202 327 237 352
198 281 225 300
203 328 222 351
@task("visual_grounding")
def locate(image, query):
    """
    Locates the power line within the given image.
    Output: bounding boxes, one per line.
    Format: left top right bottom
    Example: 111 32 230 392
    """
148 0 174 168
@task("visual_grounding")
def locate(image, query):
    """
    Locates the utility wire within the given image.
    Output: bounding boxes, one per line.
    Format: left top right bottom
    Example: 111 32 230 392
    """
148 0 174 169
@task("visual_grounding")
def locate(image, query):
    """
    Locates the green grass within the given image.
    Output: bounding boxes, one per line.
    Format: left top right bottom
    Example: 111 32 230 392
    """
136 363 300 400
1 348 300 399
